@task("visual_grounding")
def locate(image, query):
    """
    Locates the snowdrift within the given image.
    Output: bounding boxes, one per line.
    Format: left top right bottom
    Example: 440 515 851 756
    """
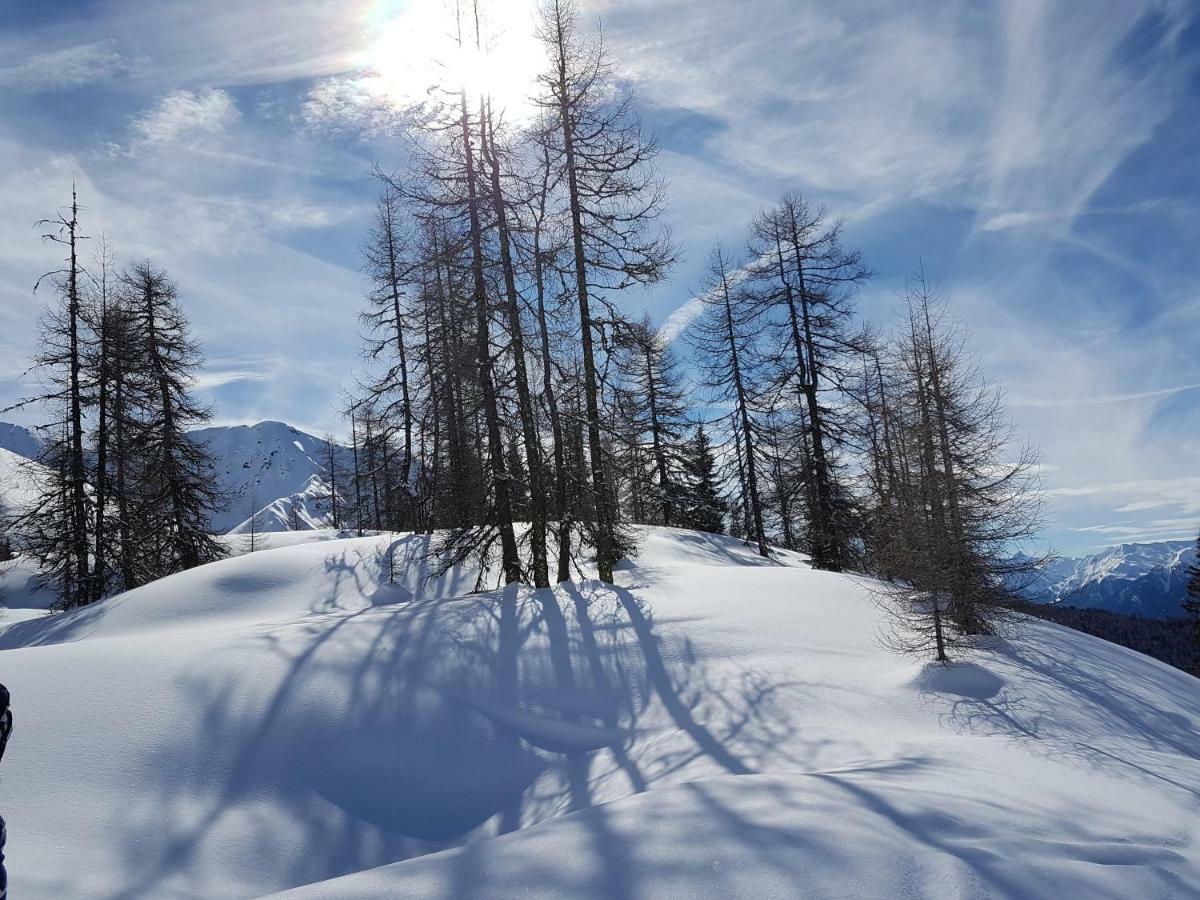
0 527 1196 898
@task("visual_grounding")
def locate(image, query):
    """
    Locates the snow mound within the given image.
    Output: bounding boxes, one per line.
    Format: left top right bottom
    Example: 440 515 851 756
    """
0 527 1196 899
272 770 1191 900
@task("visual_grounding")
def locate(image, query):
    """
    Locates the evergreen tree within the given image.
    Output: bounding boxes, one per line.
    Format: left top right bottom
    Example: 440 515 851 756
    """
24 186 93 608
745 192 870 571
686 245 769 557
360 177 416 528
535 0 675 581
1185 531 1200 673
870 274 1043 660
241 486 260 554
679 424 725 534
614 315 691 527
322 433 343 531
121 261 226 577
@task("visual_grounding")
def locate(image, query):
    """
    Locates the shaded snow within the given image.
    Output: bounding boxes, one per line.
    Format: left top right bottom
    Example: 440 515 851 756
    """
0 526 1195 899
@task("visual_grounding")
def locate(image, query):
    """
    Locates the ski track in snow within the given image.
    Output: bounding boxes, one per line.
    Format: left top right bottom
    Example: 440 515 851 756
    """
0 526 1196 899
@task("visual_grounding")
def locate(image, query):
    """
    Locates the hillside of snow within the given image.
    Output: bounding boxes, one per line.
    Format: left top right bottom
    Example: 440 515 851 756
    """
0 526 1197 898
190 421 349 533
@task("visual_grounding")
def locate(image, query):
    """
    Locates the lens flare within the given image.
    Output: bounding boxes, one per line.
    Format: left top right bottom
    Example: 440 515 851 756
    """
360 0 542 121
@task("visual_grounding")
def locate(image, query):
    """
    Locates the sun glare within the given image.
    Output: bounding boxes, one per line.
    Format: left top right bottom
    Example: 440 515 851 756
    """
361 0 543 121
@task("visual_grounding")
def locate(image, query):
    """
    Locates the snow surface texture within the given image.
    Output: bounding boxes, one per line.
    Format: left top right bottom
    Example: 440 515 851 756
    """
0 527 1197 898
189 421 350 534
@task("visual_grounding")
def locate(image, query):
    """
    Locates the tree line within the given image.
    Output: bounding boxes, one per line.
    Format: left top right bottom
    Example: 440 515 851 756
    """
4 187 223 609
1 0 1132 666
334 0 1045 658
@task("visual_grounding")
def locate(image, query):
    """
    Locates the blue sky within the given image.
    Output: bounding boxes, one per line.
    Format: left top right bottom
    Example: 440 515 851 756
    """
1 0 1198 555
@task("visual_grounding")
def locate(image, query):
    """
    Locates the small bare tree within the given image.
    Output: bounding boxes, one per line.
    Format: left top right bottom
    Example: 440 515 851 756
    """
869 272 1044 662
686 245 769 557
241 486 260 554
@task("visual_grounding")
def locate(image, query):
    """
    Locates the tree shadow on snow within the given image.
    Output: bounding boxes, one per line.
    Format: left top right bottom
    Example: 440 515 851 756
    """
919 627 1200 801
110 566 816 898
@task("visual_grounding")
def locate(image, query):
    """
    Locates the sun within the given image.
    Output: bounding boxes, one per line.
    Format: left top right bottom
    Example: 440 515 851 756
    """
361 0 543 121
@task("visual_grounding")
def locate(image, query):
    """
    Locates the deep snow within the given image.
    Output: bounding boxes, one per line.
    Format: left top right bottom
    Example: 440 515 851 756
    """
0 526 1196 898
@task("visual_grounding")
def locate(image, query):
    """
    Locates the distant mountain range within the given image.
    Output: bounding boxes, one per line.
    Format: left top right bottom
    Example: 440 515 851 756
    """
1016 540 1195 619
0 419 350 536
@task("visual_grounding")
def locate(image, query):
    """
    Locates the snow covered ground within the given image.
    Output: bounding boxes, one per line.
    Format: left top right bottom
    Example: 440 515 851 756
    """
0 526 1197 898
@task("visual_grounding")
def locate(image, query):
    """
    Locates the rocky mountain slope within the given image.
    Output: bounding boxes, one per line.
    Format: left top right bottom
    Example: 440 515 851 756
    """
190 420 350 534
1022 540 1195 618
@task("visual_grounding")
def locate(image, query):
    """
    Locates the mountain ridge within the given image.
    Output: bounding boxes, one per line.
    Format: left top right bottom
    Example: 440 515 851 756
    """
1022 539 1195 619
0 418 350 535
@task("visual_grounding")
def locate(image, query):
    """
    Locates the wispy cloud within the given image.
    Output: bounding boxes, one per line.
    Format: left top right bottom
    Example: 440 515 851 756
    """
191 369 268 391
0 39 128 92
658 296 704 343
1010 382 1200 408
1074 515 1198 543
979 2 1186 239
129 89 239 148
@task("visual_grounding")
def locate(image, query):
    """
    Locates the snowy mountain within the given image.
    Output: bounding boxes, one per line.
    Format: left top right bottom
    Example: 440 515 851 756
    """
0 446 50 515
0 421 41 462
0 418 351 535
189 420 351 534
1022 540 1195 618
0 525 1196 898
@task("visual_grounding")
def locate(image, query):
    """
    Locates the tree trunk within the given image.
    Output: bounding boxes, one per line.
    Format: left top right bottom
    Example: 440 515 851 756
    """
461 90 521 584
553 42 617 582
482 104 550 587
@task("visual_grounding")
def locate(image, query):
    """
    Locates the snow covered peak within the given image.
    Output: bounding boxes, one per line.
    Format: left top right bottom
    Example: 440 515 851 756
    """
189 420 351 534
1021 538 1196 618
0 421 42 461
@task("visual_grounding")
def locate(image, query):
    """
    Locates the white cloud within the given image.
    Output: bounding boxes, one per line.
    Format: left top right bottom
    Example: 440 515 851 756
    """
658 296 704 343
301 75 411 137
0 40 128 92
191 370 268 391
130 89 239 147
1009 382 1200 409
978 1 1184 239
